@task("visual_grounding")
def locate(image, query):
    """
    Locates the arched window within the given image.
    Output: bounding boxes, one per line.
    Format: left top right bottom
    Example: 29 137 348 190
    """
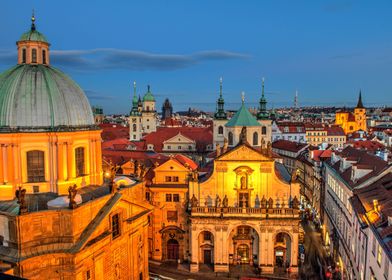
133 123 137 132
262 126 267 135
31 49 37 63
253 132 258 146
22 49 26 63
75 147 85 177
218 126 223 135
42 49 46 64
228 132 233 146
27 150 45 182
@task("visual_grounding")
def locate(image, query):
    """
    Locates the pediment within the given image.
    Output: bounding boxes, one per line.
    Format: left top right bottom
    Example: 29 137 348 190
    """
155 158 189 172
163 132 194 144
217 144 272 162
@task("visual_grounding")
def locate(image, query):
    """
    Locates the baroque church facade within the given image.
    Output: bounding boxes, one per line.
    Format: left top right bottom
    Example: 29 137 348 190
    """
0 16 151 279
335 92 367 134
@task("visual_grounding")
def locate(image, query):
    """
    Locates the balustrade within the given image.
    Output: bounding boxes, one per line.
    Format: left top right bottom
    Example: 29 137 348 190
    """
190 206 298 217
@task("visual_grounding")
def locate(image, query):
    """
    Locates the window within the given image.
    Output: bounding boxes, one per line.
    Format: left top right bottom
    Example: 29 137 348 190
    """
372 236 377 255
145 192 150 201
167 145 171 150
173 194 180 202
204 232 212 241
22 49 26 63
253 132 258 146
218 126 223 135
27 150 45 182
32 49 37 63
111 213 120 239
167 210 178 221
377 245 382 265
173 176 179 182
228 132 233 146
42 49 46 64
75 147 85 177
133 124 137 132
188 145 192 150
86 270 91 280
178 146 181 150
165 176 172 182
262 126 267 135
384 255 389 278
147 125 150 129
166 194 172 202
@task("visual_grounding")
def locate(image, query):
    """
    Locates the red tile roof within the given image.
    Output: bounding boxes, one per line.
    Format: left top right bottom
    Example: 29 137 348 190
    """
272 140 308 153
346 140 385 152
143 126 213 152
326 126 345 136
100 124 129 141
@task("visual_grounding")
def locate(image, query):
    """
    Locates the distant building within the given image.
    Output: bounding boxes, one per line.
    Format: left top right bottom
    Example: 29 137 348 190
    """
272 140 308 174
305 123 346 148
335 92 367 134
92 106 104 124
161 98 173 120
272 121 306 143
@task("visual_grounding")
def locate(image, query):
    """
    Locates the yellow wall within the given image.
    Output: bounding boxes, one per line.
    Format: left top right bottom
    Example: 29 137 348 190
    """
0 130 102 199
335 110 366 134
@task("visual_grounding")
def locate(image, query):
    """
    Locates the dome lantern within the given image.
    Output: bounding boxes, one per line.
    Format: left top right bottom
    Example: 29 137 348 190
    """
17 12 50 65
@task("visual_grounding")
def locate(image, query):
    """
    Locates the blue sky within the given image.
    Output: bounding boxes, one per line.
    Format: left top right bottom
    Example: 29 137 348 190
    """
1 0 392 113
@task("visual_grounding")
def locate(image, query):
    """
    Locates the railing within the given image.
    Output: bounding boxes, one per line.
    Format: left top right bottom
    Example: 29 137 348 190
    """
191 206 299 218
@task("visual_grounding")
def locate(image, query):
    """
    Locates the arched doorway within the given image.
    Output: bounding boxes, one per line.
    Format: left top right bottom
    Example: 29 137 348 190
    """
228 225 259 266
198 231 214 266
167 239 179 260
274 232 291 267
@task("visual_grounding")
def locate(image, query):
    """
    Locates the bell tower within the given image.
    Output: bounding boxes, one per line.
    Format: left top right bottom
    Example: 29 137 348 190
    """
257 78 272 145
354 90 367 131
129 81 142 141
213 77 228 149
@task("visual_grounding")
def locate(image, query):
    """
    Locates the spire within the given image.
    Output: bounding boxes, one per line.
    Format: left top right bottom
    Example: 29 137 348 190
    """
130 81 140 116
31 9 36 31
214 77 227 120
241 92 245 104
257 77 269 120
133 81 136 97
356 90 364 108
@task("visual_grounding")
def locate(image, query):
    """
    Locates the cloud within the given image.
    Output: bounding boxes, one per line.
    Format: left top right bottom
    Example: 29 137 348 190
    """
0 48 248 71
52 48 249 71
84 89 115 100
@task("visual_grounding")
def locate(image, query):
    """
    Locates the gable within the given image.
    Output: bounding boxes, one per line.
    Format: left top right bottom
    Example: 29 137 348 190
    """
154 158 189 173
217 144 272 162
163 132 195 144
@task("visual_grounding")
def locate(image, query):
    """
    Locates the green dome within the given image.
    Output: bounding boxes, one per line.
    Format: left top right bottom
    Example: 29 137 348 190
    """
19 30 48 43
0 64 95 132
143 85 155 102
225 103 261 127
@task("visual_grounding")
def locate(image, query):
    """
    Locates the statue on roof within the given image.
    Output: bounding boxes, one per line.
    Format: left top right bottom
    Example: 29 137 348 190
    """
15 186 27 215
190 194 198 207
239 126 247 144
223 195 229 208
68 184 78 209
215 195 221 208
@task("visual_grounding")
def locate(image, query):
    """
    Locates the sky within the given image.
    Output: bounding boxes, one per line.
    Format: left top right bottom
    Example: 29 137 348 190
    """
1 0 392 114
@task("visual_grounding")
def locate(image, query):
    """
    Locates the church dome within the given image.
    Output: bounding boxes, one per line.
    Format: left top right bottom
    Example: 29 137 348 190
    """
0 15 95 132
0 64 95 131
143 85 155 102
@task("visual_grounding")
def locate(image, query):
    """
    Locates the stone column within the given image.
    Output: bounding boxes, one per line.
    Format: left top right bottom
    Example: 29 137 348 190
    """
190 227 199 272
290 231 299 272
95 138 102 183
0 145 4 184
57 142 65 181
66 142 73 180
259 230 266 267
6 145 14 184
214 225 229 272
2 145 8 183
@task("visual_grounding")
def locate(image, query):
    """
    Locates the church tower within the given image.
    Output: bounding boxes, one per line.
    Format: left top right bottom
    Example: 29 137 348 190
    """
213 77 228 149
141 85 157 134
256 78 272 145
129 82 142 141
354 90 367 131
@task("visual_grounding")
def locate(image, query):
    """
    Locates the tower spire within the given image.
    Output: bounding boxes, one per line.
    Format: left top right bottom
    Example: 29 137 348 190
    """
356 90 364 108
133 81 137 98
214 77 227 120
262 77 265 98
257 77 269 120
31 9 36 31
219 77 223 98
241 92 245 104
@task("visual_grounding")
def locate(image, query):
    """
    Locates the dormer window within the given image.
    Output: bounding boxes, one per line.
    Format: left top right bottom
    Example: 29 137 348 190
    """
31 49 37 63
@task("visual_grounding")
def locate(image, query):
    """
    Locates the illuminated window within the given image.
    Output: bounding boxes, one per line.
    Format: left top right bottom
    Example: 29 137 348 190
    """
75 147 85 177
111 213 121 239
377 244 382 265
27 150 45 182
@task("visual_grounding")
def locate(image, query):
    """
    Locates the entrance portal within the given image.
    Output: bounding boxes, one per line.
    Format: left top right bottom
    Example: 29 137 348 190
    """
203 249 212 264
237 244 249 264
167 239 179 260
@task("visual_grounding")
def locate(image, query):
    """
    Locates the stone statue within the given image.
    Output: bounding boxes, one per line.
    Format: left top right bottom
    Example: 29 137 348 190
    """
239 126 247 144
15 186 27 215
216 143 221 157
267 141 272 157
215 195 221 208
292 196 300 209
268 197 273 209
240 176 247 189
223 138 228 153
68 184 78 209
241 195 247 208
190 194 198 207
261 138 266 150
260 196 267 208
223 195 229 208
